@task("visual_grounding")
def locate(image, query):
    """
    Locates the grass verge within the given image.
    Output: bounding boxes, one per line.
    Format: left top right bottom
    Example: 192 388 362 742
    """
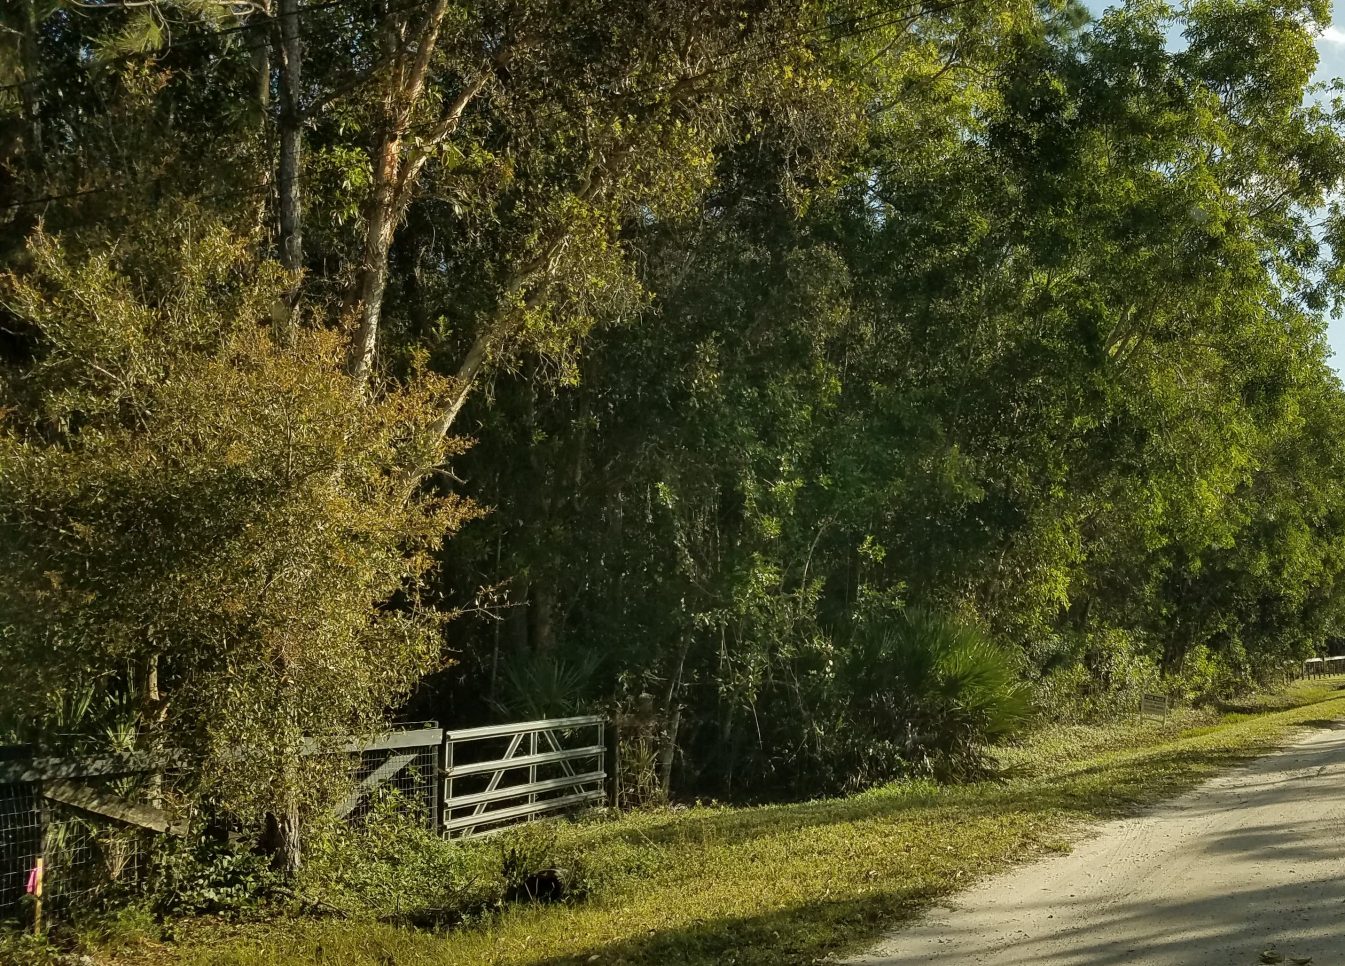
101 679 1345 965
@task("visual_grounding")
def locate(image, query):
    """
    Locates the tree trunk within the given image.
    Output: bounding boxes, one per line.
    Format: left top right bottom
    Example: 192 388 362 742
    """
658 638 691 800
436 329 491 433
347 129 401 382
507 579 531 657
658 704 680 802
20 0 44 162
346 71 490 387
275 0 304 338
1161 635 1188 678
529 580 556 653
278 800 302 874
247 4 271 114
344 0 466 387
138 654 166 806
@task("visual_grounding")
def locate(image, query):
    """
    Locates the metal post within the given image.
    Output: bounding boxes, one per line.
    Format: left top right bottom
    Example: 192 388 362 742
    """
441 736 454 834
528 730 538 816
604 717 620 810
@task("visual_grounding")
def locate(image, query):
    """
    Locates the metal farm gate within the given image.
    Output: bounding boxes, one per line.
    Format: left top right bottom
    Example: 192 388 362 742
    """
441 715 608 838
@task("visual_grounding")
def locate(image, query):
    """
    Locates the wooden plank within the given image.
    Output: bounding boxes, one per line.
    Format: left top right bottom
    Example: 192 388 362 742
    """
444 715 604 742
0 729 440 785
444 745 604 778
42 780 184 836
339 727 443 754
0 751 169 784
309 727 443 756
444 788 603 834
445 771 605 809
331 752 417 819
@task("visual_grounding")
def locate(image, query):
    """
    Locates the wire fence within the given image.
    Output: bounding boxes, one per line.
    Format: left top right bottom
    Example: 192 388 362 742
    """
0 778 156 924
0 727 444 926
343 742 439 830
0 782 41 919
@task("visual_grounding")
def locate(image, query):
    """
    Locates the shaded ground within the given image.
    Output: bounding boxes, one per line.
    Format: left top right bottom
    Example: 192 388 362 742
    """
850 722 1345 966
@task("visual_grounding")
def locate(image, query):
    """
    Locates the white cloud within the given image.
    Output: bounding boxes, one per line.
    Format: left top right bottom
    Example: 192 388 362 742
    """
1319 25 1345 44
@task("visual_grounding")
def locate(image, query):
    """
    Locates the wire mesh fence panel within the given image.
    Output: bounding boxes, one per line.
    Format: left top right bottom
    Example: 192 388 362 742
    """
0 782 41 922
40 802 153 917
0 779 155 924
340 742 440 830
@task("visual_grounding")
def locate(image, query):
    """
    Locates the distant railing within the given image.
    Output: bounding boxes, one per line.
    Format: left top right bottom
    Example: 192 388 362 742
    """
441 715 608 839
1304 656 1345 678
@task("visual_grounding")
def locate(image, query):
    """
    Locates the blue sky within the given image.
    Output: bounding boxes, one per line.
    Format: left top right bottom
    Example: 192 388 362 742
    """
1082 1 1345 373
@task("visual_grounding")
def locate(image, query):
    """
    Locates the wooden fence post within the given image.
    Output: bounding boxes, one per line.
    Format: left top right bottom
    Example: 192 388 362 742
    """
32 786 46 937
30 856 43 936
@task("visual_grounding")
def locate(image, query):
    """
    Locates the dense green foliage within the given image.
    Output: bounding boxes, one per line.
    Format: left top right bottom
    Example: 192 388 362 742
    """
3 0 1345 820
0 219 468 853
438 0 1345 794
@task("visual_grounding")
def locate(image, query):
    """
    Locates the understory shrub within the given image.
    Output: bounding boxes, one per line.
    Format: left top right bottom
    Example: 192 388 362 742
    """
1180 644 1305 707
300 803 597 924
149 837 287 919
1033 629 1163 722
494 652 603 720
0 931 59 966
1032 633 1299 722
300 796 479 918
833 609 1033 786
680 608 1034 797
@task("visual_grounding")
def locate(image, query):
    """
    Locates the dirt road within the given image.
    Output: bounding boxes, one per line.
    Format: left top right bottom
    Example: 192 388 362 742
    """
850 722 1345 966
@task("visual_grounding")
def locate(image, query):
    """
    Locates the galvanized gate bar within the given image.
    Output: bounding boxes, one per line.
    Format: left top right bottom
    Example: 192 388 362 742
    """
445 770 606 809
444 744 606 778
443 789 603 833
443 716 604 741
466 732 527 822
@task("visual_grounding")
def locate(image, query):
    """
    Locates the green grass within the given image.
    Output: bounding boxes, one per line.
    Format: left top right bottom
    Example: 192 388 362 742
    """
110 679 1345 966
